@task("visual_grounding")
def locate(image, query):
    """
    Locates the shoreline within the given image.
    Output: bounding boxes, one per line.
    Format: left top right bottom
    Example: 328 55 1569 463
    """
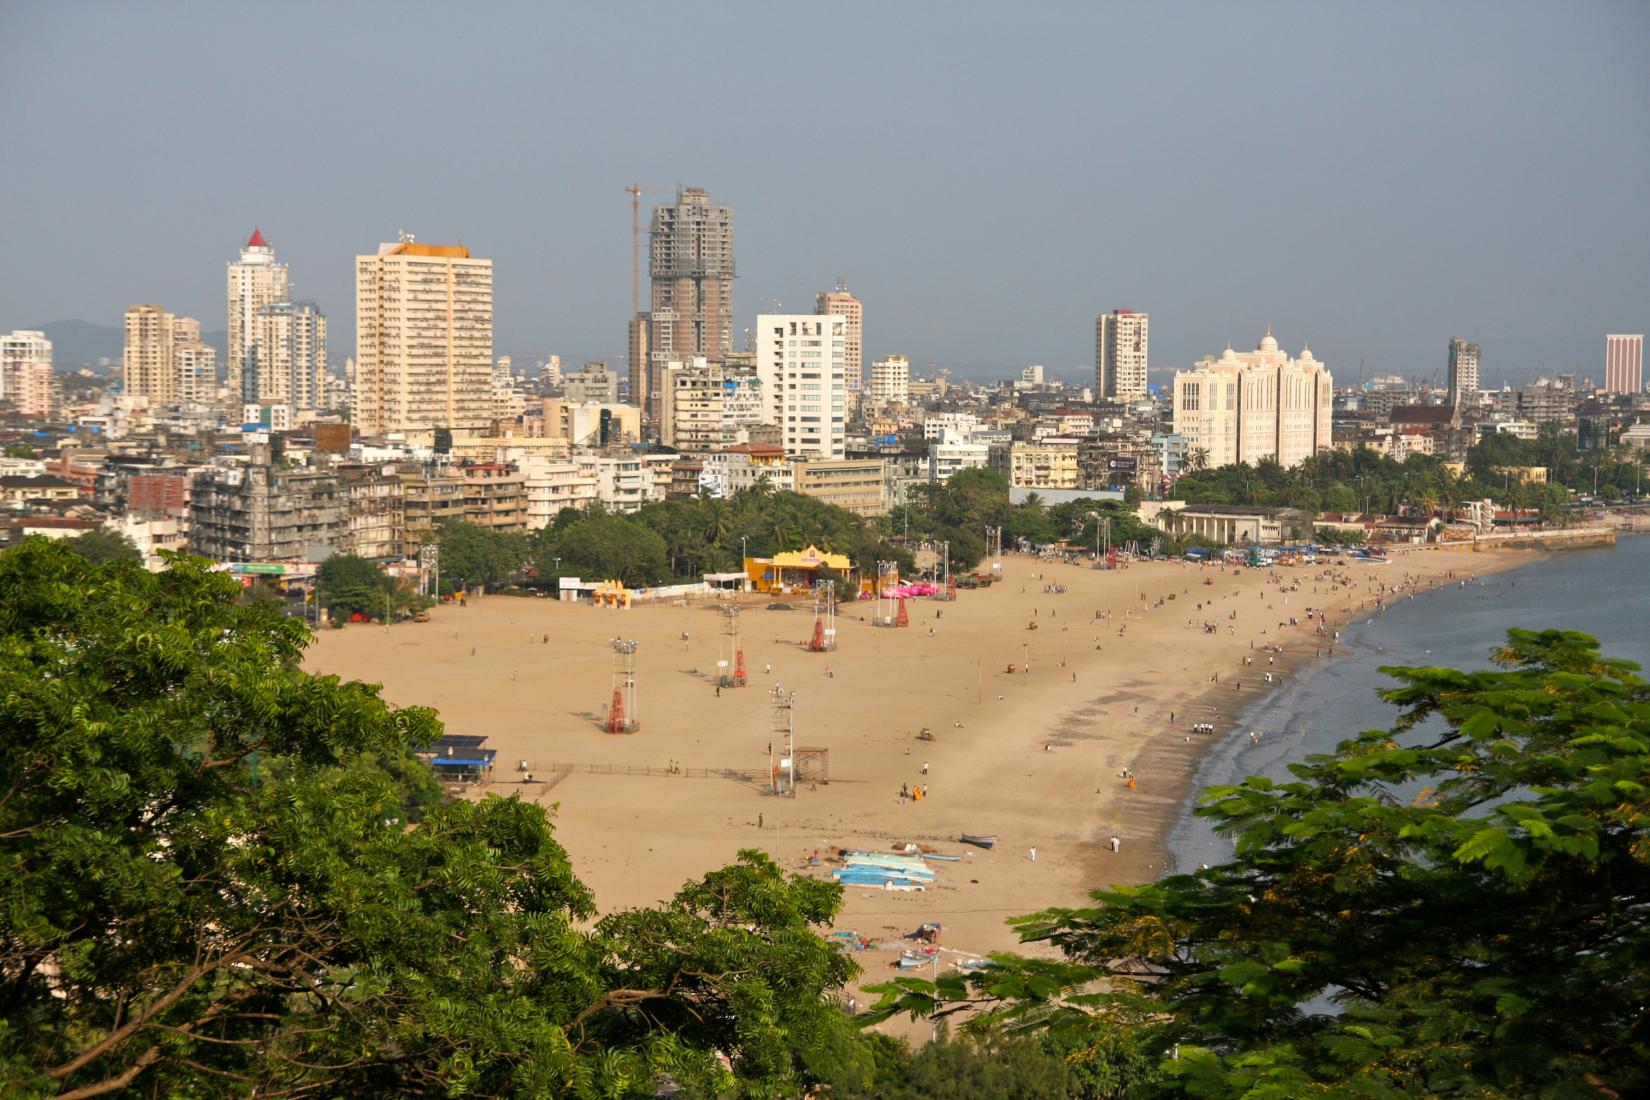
301 542 1544 1017
1127 546 1541 883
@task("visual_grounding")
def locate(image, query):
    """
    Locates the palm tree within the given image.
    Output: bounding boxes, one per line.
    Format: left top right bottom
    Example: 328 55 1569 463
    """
1187 448 1210 473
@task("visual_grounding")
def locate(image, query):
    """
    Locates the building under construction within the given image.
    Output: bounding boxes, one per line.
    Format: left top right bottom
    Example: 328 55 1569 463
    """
647 187 734 426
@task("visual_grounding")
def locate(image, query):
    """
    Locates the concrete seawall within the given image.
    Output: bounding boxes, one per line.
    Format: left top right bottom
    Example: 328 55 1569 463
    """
1467 527 1617 551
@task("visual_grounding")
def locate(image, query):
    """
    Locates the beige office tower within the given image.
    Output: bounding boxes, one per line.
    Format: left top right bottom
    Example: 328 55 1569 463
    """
227 228 290 401
251 301 328 409
815 280 863 393
648 187 734 426
353 240 493 436
1096 309 1149 401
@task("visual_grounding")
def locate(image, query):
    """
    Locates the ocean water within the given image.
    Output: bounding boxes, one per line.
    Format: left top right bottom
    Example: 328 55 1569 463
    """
1165 536 1650 874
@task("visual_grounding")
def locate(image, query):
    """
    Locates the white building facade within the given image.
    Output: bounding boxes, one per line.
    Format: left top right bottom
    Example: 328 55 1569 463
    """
1 330 56 417
755 314 847 460
228 229 290 402
1171 329 1333 469
866 354 910 410
1096 309 1149 401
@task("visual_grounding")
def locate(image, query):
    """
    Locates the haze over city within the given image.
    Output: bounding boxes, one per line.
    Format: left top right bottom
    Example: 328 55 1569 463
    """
3 0 1646 383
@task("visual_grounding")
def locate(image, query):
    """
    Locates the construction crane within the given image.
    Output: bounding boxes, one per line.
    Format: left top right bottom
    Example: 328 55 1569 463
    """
624 184 673 318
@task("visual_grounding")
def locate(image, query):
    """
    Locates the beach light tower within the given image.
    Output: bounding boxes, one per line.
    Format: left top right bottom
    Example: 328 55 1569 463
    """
808 579 836 652
717 605 746 687
607 637 639 733
768 685 798 798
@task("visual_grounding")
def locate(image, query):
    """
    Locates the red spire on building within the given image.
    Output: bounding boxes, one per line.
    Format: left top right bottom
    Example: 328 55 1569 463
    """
246 227 267 248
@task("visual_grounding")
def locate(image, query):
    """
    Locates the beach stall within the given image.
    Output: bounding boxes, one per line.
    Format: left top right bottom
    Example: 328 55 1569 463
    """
746 545 857 595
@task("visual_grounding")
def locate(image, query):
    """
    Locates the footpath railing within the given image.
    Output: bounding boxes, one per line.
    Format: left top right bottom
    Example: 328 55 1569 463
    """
513 761 769 783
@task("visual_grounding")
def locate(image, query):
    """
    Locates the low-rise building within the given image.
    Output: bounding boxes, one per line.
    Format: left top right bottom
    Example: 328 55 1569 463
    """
794 458 888 516
1156 504 1314 545
460 462 527 532
1009 440 1081 489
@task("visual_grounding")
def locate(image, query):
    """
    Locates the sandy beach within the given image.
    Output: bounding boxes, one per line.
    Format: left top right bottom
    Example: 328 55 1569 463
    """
304 545 1528 1009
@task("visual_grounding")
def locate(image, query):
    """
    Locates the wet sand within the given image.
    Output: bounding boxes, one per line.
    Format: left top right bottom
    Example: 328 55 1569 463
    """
304 545 1528 1006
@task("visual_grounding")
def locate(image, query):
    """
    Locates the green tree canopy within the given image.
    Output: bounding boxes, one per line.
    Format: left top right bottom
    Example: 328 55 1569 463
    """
870 629 1650 1098
434 519 529 593
315 551 395 619
63 527 141 564
0 540 863 1098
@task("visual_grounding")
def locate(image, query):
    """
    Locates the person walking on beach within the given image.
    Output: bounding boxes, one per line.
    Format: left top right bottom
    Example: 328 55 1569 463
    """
1109 836 1121 853
921 760 929 775
1029 846 1037 862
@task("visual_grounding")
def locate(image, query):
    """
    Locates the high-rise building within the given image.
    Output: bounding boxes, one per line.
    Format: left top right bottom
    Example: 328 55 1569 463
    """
249 301 328 410
648 188 734 425
353 238 493 436
815 280 862 394
123 307 211 404
755 314 847 460
228 228 290 400
627 311 650 414
1 330 58 418
1606 334 1644 395
1448 338 1481 409
1171 328 1332 469
124 306 173 400
1096 309 1149 401
866 355 910 410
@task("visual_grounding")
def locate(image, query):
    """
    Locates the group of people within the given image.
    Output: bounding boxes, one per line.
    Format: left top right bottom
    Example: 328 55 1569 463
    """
897 781 930 805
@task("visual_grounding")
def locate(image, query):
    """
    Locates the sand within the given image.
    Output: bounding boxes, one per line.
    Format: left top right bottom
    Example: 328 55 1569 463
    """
304 544 1528 1009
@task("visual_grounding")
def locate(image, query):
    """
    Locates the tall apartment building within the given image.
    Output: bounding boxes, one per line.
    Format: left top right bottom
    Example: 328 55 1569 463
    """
866 354 910 410
227 228 290 400
122 307 215 404
1171 328 1333 469
1096 309 1149 401
1448 338 1481 409
756 314 848 460
353 238 493 436
647 188 734 425
1606 334 1644 395
248 301 327 410
1 330 57 417
815 280 863 393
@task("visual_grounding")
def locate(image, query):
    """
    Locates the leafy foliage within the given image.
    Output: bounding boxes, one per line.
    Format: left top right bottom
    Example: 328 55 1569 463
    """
314 551 411 621
867 629 1650 1098
63 527 141 564
0 539 862 1098
434 519 529 593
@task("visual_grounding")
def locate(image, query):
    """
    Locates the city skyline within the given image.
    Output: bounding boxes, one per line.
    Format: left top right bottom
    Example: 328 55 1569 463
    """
2 2 1647 383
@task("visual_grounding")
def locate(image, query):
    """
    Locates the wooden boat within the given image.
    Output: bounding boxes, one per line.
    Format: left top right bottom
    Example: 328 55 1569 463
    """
958 834 997 850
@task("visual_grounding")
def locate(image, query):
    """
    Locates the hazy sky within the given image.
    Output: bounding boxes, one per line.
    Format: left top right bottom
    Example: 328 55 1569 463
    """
2 1 1647 384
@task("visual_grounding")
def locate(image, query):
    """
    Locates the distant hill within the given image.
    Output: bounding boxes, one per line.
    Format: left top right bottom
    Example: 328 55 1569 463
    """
32 320 226 370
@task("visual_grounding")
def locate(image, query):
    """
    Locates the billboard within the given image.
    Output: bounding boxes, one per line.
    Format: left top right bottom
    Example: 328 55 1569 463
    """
1106 456 1138 472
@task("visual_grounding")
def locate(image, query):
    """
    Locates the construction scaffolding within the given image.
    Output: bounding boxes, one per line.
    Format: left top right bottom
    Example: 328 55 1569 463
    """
717 605 747 687
807 579 837 652
606 638 639 733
